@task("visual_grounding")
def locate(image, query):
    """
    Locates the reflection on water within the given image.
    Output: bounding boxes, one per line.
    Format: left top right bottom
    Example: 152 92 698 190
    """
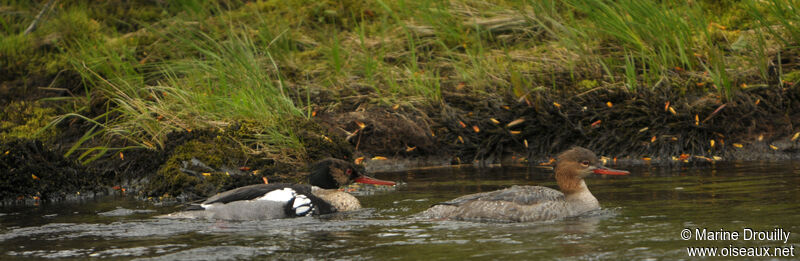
1 161 799 260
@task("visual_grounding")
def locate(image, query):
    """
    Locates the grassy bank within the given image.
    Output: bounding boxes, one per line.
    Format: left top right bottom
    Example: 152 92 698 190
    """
2 0 799 200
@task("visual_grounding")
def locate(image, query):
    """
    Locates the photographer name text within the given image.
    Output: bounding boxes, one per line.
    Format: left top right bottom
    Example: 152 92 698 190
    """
687 228 790 243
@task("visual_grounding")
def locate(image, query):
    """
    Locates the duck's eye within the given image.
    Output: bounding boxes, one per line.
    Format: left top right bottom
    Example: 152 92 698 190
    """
581 161 590 167
346 169 353 175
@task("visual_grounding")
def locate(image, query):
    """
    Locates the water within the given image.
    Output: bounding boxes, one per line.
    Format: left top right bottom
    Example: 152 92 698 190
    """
2 161 799 260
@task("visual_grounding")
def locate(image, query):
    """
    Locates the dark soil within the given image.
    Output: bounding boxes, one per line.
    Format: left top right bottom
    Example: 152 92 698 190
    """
315 85 800 167
2 77 799 204
0 139 104 203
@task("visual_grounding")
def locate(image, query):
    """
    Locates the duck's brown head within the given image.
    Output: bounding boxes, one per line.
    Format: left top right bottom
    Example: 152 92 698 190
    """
555 147 628 194
309 158 396 189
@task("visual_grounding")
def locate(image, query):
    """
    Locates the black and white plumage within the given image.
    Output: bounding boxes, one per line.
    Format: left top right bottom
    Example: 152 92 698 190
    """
162 183 356 221
199 184 335 217
159 158 394 221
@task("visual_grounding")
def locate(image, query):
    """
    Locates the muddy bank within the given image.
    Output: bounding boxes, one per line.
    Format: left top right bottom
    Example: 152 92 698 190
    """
317 85 800 167
2 84 800 204
0 119 357 205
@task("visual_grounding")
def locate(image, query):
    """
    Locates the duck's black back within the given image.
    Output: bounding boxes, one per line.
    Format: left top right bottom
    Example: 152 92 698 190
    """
200 183 336 215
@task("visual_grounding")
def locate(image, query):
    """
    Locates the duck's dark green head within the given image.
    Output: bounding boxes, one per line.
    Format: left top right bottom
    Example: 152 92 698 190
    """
308 158 395 189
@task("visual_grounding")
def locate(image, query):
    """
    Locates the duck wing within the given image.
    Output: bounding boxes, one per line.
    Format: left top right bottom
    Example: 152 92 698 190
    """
199 183 336 216
418 185 567 222
436 185 564 207
201 183 313 205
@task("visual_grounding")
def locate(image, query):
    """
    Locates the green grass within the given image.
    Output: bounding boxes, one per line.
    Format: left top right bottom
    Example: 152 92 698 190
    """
56 5 309 162
2 0 799 163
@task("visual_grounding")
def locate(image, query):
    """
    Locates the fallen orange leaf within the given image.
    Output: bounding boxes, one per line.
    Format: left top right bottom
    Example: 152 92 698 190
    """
606 101 613 108
354 157 365 165
490 118 500 124
372 156 388 160
553 102 561 108
31 174 39 180
406 146 416 152
733 143 743 148
458 121 467 128
591 120 602 127
472 125 480 133
262 177 269 184
694 156 713 162
507 118 525 128
510 130 521 135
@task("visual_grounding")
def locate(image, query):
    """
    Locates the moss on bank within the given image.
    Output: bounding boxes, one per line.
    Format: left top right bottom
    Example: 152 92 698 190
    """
0 101 58 142
143 118 354 199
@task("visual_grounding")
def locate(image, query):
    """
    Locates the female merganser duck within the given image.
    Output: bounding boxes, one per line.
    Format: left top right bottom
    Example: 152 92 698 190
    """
417 147 629 222
160 158 396 220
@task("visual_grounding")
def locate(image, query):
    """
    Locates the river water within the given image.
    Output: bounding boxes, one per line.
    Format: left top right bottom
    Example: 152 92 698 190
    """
2 161 799 260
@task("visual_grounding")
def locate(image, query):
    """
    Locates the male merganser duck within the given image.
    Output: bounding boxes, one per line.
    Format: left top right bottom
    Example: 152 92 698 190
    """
160 158 396 220
417 147 629 222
